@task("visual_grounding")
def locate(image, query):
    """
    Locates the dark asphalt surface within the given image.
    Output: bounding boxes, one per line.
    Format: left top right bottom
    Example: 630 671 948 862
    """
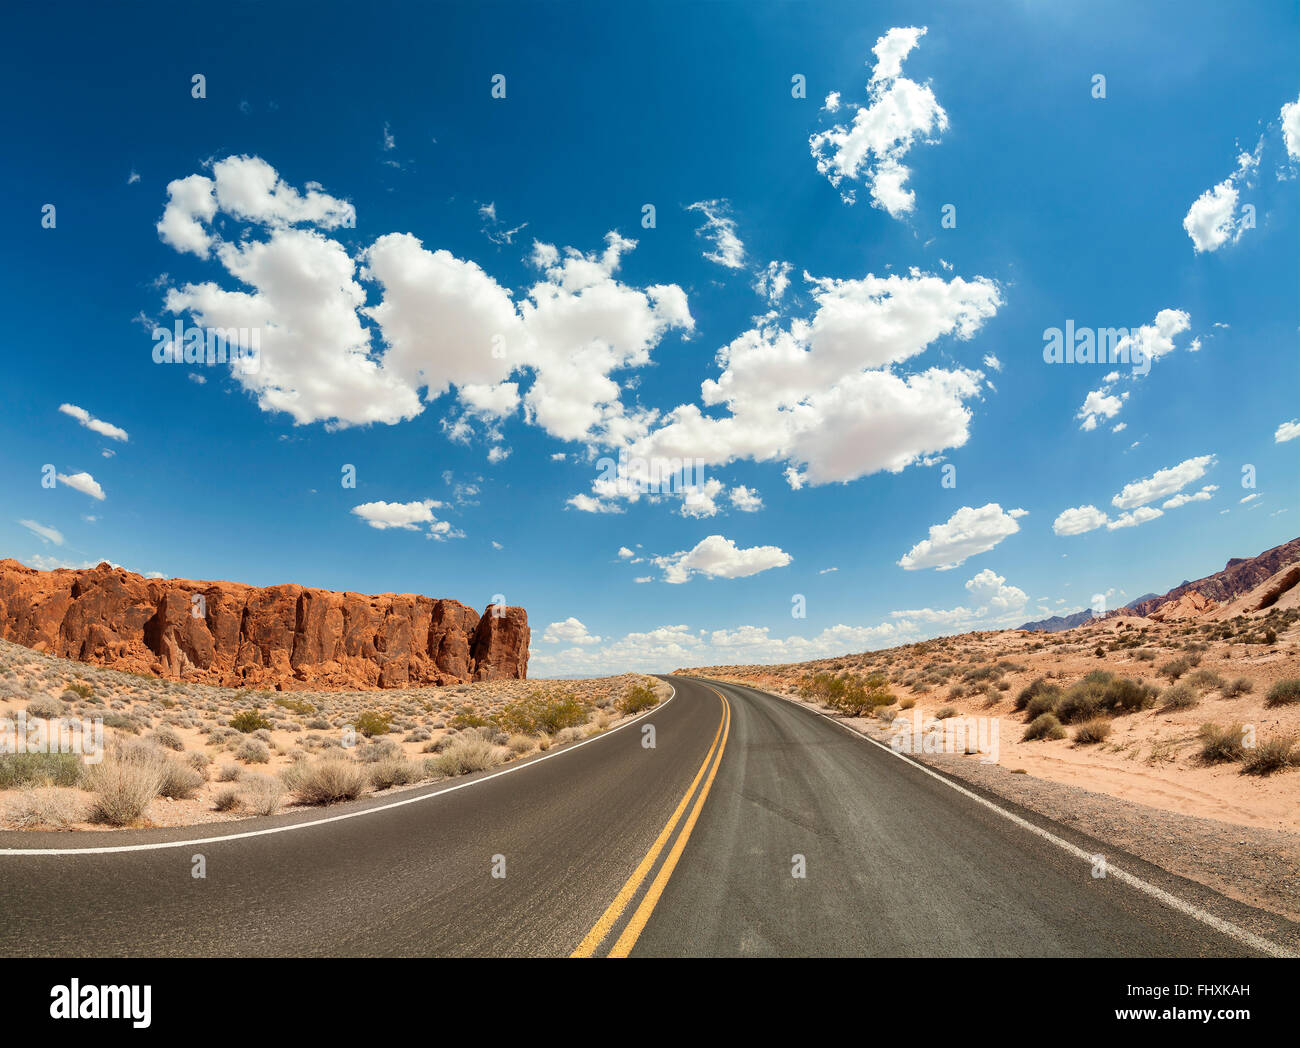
0 676 1288 957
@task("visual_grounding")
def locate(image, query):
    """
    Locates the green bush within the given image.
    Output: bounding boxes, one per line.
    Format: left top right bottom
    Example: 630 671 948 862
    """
0 752 84 789
1159 658 1193 682
1024 686 1062 720
449 706 490 730
1100 676 1158 713
1265 678 1300 708
617 683 660 716
1023 713 1066 741
826 673 895 716
1241 736 1296 775
229 709 273 733
1015 677 1055 713
498 692 589 735
1197 723 1245 764
353 710 393 737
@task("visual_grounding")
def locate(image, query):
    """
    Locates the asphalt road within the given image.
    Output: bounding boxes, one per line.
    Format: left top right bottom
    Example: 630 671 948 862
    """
0 676 1291 957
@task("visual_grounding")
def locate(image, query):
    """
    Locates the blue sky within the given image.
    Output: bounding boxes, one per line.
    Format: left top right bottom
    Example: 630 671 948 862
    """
1 0 1297 677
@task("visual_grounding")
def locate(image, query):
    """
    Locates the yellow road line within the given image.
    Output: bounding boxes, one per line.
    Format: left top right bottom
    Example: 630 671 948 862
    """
570 688 728 958
608 689 731 958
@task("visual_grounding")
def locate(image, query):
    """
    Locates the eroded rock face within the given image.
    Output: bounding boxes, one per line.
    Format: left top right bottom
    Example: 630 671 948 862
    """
0 560 529 690
1116 537 1300 620
1148 590 1219 622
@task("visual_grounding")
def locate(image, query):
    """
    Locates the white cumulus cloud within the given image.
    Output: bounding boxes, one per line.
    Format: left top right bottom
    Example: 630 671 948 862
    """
58 404 129 442
541 617 602 646
56 472 105 500
1111 455 1215 510
898 503 1026 571
1274 419 1300 443
654 534 792 584
1052 504 1109 536
687 200 745 270
809 26 947 216
351 499 460 539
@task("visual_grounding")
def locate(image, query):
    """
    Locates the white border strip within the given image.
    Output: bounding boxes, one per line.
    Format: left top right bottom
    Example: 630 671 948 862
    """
0 684 675 857
714 679 1296 959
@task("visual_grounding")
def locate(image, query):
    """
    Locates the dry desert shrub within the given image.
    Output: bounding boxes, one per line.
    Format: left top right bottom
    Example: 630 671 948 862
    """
282 756 368 805
24 695 66 718
1222 677 1253 698
1197 723 1246 764
149 725 185 751
1073 718 1112 745
157 756 205 799
425 734 505 777
85 746 167 825
235 739 270 764
1159 682 1199 711
1265 679 1300 708
213 786 241 812
241 773 287 815
5 787 85 829
367 757 419 791
1241 736 1298 776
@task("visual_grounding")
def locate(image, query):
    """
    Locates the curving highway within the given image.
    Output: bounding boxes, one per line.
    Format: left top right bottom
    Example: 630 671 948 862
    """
0 676 1293 957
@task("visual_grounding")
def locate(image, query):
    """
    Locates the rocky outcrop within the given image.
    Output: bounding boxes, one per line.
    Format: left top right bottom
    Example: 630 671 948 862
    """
0 559 528 690
1214 562 1300 618
1148 590 1219 622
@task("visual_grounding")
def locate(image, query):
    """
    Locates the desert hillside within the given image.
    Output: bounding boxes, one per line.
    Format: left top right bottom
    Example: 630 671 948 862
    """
680 549 1300 835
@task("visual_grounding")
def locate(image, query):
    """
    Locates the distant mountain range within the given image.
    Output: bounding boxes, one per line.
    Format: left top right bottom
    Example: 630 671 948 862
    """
1016 537 1300 632
1016 609 1095 633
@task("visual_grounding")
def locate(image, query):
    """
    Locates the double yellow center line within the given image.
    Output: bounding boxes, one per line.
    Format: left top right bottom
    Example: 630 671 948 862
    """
571 687 731 958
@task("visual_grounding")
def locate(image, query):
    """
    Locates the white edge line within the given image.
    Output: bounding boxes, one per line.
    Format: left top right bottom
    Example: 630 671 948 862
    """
0 683 676 857
710 678 1296 960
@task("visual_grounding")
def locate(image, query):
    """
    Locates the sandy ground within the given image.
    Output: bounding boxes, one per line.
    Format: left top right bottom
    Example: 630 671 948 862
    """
0 637 669 831
683 609 1300 834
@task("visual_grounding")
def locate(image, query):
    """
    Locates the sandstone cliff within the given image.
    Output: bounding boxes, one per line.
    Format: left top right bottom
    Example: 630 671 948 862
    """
0 559 528 690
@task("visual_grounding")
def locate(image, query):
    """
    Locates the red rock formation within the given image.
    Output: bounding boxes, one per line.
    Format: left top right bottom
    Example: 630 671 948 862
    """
1147 590 1219 622
0 560 528 690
